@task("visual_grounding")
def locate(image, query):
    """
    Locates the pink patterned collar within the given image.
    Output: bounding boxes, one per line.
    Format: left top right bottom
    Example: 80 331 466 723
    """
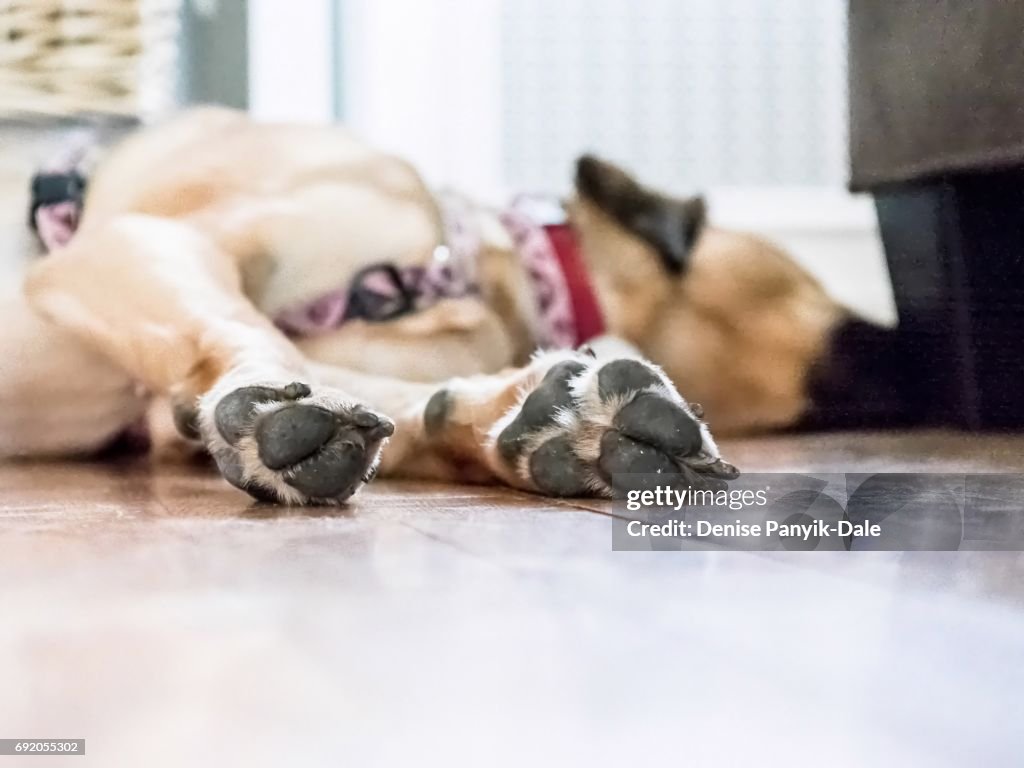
32 155 595 350
272 195 590 349
30 134 92 252
273 193 482 335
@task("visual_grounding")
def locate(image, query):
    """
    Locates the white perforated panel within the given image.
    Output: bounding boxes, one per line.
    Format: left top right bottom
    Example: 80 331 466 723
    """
500 0 847 194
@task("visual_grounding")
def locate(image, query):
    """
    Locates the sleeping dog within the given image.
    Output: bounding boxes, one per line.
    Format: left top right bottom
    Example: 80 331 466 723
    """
3 108 892 503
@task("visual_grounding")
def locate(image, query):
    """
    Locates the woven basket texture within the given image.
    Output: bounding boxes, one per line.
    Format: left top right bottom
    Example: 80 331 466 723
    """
0 0 180 116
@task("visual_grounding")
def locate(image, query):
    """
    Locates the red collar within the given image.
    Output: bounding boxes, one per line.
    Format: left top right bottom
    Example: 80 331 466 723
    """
543 222 605 346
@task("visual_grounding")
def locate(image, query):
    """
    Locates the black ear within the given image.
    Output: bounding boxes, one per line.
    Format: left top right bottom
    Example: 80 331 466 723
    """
574 154 706 274
628 195 706 273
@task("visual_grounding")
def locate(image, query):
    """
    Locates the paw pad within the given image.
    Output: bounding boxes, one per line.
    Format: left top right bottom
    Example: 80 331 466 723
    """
492 354 735 498
528 435 591 497
255 404 337 470
206 382 393 504
597 359 661 400
497 360 584 461
613 392 702 456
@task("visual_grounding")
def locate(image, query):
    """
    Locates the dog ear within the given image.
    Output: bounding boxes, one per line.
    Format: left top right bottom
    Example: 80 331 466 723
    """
628 195 706 274
574 155 706 274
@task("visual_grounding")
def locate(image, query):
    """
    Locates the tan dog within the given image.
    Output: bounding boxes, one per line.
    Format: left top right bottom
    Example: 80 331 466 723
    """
4 108 885 503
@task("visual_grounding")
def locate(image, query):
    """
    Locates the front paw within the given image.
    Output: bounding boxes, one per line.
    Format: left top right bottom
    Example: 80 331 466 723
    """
198 380 393 504
490 354 737 497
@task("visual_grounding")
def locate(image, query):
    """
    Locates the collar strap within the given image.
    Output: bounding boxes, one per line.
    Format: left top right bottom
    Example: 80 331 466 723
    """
500 200 605 348
29 134 94 252
30 171 86 217
276 196 605 347
543 222 605 346
275 193 481 335
29 171 87 252
27 154 605 349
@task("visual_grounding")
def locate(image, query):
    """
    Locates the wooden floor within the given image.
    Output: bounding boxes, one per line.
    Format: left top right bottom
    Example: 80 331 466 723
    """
2 431 1023 767
2 124 1022 766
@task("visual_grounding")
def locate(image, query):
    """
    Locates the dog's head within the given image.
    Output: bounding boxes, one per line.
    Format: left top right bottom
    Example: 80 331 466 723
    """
565 154 709 342
565 154 850 435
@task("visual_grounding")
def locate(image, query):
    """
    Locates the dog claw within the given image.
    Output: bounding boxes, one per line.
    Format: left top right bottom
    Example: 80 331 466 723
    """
281 381 312 400
705 459 740 479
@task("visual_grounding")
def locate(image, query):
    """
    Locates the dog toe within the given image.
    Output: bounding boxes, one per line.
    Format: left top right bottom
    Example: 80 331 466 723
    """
214 385 284 444
596 359 662 401
214 382 314 445
350 405 395 440
597 430 678 479
282 430 370 500
497 360 584 462
528 435 591 496
612 392 702 457
172 396 202 440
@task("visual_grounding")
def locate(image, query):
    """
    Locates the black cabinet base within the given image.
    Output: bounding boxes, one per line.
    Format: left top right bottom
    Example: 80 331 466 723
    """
875 168 1024 429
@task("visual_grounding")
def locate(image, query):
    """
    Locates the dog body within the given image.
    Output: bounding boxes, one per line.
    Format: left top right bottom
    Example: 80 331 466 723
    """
5 108 867 502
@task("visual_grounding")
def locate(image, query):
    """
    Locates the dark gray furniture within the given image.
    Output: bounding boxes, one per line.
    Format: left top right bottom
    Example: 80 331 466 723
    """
849 1 1024 429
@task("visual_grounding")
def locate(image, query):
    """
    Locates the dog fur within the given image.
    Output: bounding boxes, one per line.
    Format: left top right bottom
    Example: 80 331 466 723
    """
2 108 877 503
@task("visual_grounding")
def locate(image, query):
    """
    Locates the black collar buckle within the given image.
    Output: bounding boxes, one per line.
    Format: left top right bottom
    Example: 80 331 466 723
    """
28 170 87 230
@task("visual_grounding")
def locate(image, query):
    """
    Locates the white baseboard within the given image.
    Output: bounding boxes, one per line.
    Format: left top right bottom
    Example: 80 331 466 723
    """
705 188 896 326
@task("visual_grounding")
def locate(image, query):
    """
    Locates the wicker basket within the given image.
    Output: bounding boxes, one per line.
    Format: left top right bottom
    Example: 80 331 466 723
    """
0 0 181 117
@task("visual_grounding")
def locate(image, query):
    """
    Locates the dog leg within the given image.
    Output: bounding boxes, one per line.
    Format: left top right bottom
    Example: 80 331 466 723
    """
26 216 735 501
213 346 738 499
394 349 737 496
305 349 737 496
0 291 146 457
25 215 396 504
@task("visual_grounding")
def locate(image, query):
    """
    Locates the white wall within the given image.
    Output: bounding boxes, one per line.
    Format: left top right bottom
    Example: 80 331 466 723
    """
340 0 504 196
247 0 335 123
248 0 895 324
500 0 849 194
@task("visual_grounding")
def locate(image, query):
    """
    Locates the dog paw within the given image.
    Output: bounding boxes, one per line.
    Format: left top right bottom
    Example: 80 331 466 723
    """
488 353 737 497
198 379 394 504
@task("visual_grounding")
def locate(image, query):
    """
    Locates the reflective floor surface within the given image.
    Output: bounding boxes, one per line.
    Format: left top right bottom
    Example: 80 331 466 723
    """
2 431 1023 767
